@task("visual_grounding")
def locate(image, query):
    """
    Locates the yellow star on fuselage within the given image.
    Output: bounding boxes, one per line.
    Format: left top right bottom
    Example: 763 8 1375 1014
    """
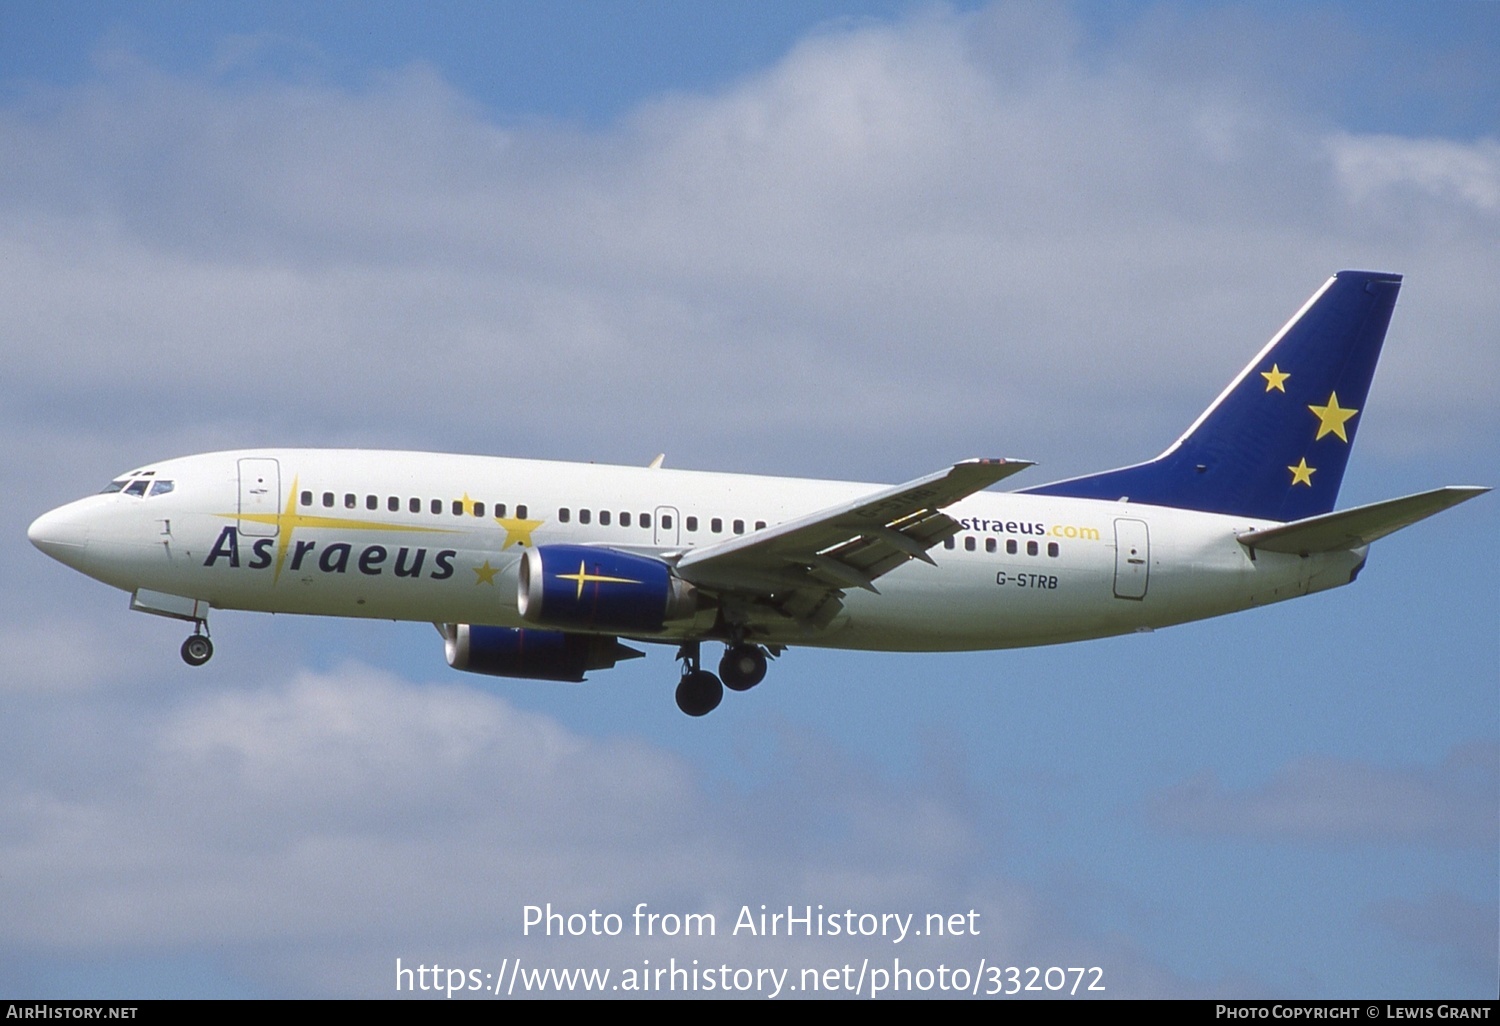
1261 364 1290 392
472 560 500 585
1308 391 1359 442
457 492 477 516
1287 458 1316 486
496 515 543 549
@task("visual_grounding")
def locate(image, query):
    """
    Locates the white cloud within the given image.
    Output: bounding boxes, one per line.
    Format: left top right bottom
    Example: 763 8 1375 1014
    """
0 662 1224 997
0 4 1494 481
1330 135 1500 214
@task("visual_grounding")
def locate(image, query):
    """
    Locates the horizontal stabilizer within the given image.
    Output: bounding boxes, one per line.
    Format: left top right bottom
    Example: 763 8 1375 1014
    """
1237 486 1488 555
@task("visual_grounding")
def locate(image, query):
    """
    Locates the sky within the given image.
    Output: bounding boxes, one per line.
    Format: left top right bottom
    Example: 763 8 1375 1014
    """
1 0 1496 1000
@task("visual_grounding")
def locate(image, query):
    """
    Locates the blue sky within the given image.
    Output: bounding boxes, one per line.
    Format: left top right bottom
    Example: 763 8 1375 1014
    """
1 0 1495 1000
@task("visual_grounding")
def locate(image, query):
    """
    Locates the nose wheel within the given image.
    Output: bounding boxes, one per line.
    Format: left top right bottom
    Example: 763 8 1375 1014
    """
181 628 213 667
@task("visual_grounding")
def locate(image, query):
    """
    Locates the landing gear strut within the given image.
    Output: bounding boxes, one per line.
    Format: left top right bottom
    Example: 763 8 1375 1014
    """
674 640 723 717
180 623 213 667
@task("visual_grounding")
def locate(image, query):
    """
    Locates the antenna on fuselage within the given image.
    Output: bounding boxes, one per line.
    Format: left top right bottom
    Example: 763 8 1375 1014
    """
648 453 665 469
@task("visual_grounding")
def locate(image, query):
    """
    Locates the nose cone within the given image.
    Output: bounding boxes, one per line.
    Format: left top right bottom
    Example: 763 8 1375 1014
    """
28 503 92 563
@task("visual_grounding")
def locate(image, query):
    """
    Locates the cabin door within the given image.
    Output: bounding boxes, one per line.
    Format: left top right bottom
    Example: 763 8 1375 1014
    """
1113 518 1149 600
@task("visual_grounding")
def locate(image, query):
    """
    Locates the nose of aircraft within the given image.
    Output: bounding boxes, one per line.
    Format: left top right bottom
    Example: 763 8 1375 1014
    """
28 502 92 562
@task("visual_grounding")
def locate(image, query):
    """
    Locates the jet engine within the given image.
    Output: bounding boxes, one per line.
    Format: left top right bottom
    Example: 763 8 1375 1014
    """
444 624 642 682
517 544 697 633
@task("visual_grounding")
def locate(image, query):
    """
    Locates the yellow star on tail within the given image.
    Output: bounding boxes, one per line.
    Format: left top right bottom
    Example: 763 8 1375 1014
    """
1287 458 1316 486
1308 391 1358 442
1261 364 1290 392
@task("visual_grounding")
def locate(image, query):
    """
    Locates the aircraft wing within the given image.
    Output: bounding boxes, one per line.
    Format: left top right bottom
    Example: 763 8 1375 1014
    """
1236 486 1489 555
673 458 1031 625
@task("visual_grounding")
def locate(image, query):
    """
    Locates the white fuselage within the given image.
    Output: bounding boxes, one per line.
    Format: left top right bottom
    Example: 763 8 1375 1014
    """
30 449 1365 651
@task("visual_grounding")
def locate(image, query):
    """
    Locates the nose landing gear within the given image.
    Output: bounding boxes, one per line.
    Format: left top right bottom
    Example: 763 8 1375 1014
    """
180 623 213 666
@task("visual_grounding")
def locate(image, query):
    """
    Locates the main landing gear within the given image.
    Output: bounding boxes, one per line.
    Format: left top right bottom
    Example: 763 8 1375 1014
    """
674 641 771 716
719 644 768 691
180 622 213 666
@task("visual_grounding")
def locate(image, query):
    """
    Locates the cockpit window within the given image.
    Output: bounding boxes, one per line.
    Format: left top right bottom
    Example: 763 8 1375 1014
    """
106 477 175 497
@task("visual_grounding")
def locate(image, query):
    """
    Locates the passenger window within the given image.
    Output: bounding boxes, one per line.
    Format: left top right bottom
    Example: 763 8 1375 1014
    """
733 519 744 534
620 511 631 527
662 514 672 529
943 537 955 550
985 538 996 553
579 509 591 525
964 537 976 551
301 490 312 507
711 518 722 533
388 496 399 512
409 497 420 514
686 516 698 531
1006 539 1017 555
125 480 149 497
1048 542 1059 557
495 503 507 518
559 508 571 523
323 492 335 508
474 501 485 518
516 505 528 519
345 494 356 509
452 500 464 516
640 512 651 528
430 499 442 515
599 510 610 526
1027 540 1038 556
366 495 378 510
755 521 766 530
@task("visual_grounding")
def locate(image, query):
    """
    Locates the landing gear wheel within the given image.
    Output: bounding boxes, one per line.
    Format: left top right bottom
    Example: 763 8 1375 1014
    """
675 670 723 717
719 645 768 691
181 634 214 667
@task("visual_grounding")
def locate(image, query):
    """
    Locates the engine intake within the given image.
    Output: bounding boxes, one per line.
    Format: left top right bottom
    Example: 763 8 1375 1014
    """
518 545 697 633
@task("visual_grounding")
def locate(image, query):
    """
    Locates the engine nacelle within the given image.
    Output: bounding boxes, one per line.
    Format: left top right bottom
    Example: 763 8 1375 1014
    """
444 624 641 682
517 544 697 633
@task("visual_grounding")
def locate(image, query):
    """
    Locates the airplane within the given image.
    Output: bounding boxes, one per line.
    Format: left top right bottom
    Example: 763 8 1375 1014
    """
28 270 1487 716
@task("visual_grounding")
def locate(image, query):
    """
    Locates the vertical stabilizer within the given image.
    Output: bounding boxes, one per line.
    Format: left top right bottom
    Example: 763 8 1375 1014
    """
1022 271 1402 521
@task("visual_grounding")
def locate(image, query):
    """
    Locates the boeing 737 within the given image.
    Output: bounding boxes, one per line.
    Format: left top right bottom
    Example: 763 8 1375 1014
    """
28 271 1486 715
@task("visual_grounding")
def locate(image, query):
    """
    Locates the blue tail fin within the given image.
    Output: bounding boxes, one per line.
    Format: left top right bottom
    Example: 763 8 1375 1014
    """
1022 270 1402 522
